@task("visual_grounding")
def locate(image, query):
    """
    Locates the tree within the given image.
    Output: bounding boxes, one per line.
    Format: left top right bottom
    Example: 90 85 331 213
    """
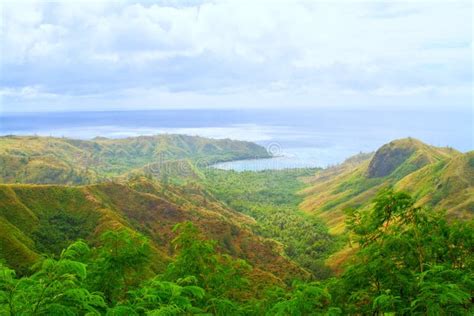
88 229 152 304
336 189 473 314
124 276 205 315
0 241 105 315
165 222 251 305
269 281 340 315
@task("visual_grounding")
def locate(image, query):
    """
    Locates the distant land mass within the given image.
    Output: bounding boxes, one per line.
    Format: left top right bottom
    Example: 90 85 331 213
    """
0 134 269 184
1 109 472 168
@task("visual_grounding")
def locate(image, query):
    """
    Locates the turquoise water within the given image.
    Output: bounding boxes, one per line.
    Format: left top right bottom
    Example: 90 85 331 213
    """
212 156 320 171
211 147 347 171
1 109 471 170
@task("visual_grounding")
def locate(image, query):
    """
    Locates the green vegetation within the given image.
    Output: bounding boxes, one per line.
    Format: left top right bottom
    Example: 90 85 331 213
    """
1 191 472 315
301 138 472 234
203 169 340 278
32 212 93 255
0 135 473 314
0 135 269 184
0 225 255 315
335 189 473 314
0 181 307 283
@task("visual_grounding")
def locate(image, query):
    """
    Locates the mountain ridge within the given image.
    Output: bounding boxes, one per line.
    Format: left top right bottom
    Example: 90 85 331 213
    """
301 137 470 234
298 137 472 273
0 135 270 185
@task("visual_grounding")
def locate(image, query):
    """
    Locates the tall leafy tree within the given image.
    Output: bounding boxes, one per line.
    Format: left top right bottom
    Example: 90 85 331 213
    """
165 222 251 300
0 241 105 315
88 229 152 305
337 189 473 314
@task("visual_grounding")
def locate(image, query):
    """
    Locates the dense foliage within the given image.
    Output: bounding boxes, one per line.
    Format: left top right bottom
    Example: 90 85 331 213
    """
0 224 251 315
203 169 340 278
1 189 473 314
335 189 474 314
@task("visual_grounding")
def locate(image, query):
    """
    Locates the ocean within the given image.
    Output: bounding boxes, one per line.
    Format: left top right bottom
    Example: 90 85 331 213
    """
1 109 472 170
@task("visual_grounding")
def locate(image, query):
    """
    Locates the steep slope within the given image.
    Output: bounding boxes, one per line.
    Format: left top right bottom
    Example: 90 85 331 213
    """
395 151 474 217
0 135 270 185
366 138 455 179
0 179 307 282
300 138 466 234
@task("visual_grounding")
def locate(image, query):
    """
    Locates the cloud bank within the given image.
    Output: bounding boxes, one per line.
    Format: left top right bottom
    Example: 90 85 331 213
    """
1 0 472 111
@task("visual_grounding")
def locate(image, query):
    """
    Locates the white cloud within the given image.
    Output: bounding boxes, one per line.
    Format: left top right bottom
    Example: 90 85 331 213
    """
0 85 58 99
0 0 472 111
371 85 435 97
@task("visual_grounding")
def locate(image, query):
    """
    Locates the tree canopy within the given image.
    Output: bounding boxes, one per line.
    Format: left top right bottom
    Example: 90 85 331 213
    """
1 190 472 315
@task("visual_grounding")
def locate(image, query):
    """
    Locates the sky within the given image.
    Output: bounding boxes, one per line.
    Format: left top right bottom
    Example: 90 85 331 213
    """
0 0 472 112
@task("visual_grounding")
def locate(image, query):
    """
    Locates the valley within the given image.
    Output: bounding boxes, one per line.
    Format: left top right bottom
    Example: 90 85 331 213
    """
0 134 472 314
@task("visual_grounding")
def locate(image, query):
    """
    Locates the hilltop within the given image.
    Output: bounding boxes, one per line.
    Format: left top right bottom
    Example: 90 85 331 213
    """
299 138 473 272
0 135 269 185
301 138 469 234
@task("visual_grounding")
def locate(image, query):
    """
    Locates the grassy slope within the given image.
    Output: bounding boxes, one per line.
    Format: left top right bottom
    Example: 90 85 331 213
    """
300 138 472 272
0 179 306 283
0 135 270 185
301 138 468 234
395 150 474 218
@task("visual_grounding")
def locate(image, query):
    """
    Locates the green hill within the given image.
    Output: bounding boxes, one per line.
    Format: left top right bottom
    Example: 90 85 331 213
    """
301 138 469 234
0 135 270 185
366 138 454 179
395 150 474 217
0 179 306 283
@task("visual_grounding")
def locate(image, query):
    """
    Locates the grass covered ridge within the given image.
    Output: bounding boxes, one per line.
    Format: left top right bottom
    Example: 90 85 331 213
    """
301 138 470 234
0 135 270 185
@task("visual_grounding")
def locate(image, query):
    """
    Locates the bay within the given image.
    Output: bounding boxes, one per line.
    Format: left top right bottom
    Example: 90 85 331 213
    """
1 108 471 170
